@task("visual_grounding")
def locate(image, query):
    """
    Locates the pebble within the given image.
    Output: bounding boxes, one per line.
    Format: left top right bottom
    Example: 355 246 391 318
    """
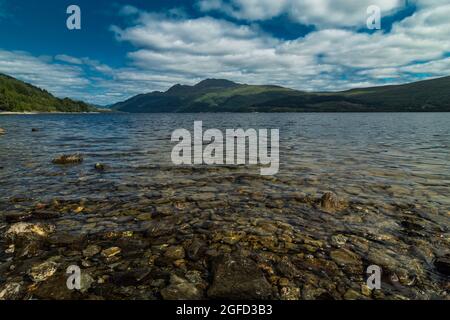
164 246 185 260
83 245 102 258
101 247 121 258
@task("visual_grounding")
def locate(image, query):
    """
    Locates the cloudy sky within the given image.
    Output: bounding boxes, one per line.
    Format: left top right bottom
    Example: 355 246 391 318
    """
0 0 449 105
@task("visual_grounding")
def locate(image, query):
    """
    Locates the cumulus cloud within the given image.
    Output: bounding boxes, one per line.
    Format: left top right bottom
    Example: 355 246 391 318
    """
0 50 89 98
198 0 405 28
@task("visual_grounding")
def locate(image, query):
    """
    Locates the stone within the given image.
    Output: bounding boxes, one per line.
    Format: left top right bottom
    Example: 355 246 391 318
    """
0 282 23 300
52 154 83 165
74 206 84 213
112 269 150 286
331 234 348 247
101 247 121 258
136 213 153 221
280 286 301 300
189 193 215 202
161 275 202 300
6 222 55 241
164 246 185 260
83 245 102 258
32 274 74 300
434 254 450 275
80 273 95 294
330 248 361 266
95 163 106 171
320 191 339 211
0 128 5 135
29 261 58 282
344 289 365 300
187 239 205 261
207 254 272 300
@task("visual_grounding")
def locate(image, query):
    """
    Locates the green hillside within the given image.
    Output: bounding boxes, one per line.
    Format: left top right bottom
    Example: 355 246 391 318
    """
0 73 94 113
112 76 450 113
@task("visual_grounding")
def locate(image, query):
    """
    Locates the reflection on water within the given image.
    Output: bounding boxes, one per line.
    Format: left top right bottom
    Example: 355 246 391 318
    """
0 113 448 300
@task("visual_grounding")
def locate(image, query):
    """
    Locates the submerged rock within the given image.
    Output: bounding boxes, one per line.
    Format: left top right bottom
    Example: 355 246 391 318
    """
207 253 272 300
320 191 339 212
79 273 95 294
0 128 5 135
5 222 55 242
0 282 23 300
52 154 83 165
434 254 450 275
161 275 202 300
83 244 102 258
101 247 121 258
94 163 106 171
164 246 185 260
29 261 58 282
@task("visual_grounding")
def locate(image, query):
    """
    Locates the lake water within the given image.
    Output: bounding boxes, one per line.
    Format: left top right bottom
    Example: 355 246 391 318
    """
0 113 449 300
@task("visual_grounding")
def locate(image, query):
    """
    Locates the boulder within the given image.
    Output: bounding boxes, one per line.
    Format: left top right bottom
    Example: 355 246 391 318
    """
52 154 83 165
161 275 202 300
5 222 55 242
29 261 58 282
207 253 272 300
320 191 339 211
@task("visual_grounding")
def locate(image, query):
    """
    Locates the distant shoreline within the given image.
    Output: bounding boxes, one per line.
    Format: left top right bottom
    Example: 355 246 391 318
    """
0 111 103 115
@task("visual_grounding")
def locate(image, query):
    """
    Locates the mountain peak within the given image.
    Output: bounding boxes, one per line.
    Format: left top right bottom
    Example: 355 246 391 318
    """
194 79 239 89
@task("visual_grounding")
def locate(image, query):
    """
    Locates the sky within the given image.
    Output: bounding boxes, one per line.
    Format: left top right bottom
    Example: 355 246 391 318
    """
0 0 449 106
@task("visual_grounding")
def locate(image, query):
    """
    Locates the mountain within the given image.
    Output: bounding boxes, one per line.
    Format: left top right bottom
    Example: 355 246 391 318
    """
112 77 450 113
0 73 94 113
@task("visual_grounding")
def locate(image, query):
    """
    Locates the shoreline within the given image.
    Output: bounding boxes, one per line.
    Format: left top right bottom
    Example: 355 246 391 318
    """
0 111 103 115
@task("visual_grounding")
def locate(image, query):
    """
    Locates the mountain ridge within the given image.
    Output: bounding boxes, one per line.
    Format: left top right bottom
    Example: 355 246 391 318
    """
112 76 450 113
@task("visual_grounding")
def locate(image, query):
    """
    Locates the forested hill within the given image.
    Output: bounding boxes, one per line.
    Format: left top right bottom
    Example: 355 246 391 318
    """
0 73 94 113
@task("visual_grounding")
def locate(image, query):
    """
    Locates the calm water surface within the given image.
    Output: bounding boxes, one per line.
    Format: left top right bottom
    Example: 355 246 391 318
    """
0 113 449 209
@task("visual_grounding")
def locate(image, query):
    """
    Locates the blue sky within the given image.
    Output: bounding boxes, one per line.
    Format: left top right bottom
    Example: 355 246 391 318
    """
0 0 449 105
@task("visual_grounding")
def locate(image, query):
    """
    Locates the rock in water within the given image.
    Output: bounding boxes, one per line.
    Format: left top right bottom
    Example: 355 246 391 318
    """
207 253 272 299
29 261 58 282
320 191 339 211
83 244 102 258
6 222 55 242
164 246 185 260
101 247 121 258
0 282 23 300
52 154 83 165
434 255 450 275
161 275 202 300
94 163 105 171
0 128 5 135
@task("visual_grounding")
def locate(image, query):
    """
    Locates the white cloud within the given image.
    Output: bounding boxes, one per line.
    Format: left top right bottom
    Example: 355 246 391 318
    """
0 50 89 98
198 0 405 28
